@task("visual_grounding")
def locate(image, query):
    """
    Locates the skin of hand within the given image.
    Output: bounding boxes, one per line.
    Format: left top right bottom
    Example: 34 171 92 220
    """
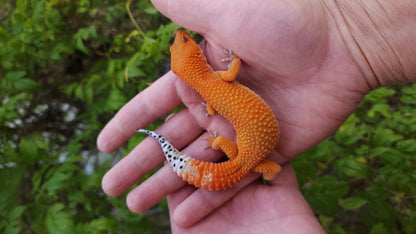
168 163 324 233
97 0 416 231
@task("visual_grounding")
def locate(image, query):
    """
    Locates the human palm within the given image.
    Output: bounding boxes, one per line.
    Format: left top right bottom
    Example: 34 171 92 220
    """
168 164 323 233
97 0 374 231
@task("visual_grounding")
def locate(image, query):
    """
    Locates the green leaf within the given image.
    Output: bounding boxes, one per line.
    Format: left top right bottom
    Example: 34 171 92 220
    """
32 167 44 193
334 114 364 145
158 198 168 210
304 175 349 212
363 87 395 103
292 157 317 187
396 139 416 153
318 215 334 232
378 165 415 193
365 185 391 201
340 196 368 210
50 43 73 60
19 137 39 162
75 85 84 100
13 78 41 91
370 147 405 165
125 64 146 78
0 93 28 125
107 88 127 110
376 148 403 164
46 203 74 234
370 127 403 147
74 26 97 54
76 0 90 13
301 139 335 161
42 163 79 195
5 71 26 80
85 218 116 232
370 147 392 158
144 6 158 15
402 85 416 95
8 206 26 220
367 103 391 119
84 86 94 103
334 156 371 178
67 142 82 156
3 224 19 234
401 95 416 104
3 71 41 92
79 173 101 191
370 223 387 234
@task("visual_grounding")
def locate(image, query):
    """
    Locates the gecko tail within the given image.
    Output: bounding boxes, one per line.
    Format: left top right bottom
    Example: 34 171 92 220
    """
137 129 246 190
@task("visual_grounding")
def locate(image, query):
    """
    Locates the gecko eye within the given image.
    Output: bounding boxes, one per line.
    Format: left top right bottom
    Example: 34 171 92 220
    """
183 36 188 42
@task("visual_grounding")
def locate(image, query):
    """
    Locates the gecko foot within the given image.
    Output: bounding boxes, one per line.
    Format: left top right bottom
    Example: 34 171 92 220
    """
202 129 218 149
200 102 217 117
200 102 210 117
221 49 234 68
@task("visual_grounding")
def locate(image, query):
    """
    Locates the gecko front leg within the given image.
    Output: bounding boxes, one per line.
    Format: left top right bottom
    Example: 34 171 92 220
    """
215 50 241 82
201 102 217 116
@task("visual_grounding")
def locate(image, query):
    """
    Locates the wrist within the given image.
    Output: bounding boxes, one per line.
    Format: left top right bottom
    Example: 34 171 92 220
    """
323 0 416 87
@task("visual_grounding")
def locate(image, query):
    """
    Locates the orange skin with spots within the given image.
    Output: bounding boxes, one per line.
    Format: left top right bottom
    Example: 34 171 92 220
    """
167 30 281 190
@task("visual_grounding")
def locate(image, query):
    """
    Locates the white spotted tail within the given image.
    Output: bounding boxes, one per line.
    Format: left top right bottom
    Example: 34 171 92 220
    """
137 129 191 173
136 129 243 190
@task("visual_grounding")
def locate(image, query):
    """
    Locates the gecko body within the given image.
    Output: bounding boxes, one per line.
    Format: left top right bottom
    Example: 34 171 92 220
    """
138 30 281 190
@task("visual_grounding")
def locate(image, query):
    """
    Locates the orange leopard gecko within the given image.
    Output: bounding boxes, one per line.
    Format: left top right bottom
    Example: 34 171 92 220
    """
137 30 281 190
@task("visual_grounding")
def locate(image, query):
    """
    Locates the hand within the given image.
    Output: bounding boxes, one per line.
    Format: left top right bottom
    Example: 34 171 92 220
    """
97 0 415 230
168 163 324 233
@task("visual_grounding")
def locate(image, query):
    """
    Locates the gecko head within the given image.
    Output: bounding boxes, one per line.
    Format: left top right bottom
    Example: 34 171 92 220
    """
170 30 204 74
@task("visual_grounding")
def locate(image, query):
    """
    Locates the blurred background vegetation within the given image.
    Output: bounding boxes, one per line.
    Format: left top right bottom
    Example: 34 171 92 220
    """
0 0 415 233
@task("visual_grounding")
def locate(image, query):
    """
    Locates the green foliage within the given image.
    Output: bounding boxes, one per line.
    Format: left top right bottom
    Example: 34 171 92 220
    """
293 85 416 233
0 0 176 233
1 0 415 233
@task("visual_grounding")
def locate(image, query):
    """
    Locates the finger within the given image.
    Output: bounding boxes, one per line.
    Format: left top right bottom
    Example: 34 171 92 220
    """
97 71 182 153
150 0 226 33
125 113 236 212
102 108 204 196
171 172 260 228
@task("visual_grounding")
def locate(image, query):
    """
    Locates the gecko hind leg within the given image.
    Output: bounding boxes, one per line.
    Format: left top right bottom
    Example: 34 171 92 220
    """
203 132 238 160
221 49 234 68
253 159 281 180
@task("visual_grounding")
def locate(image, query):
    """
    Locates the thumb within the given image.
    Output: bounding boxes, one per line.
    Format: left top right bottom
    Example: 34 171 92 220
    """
151 0 230 34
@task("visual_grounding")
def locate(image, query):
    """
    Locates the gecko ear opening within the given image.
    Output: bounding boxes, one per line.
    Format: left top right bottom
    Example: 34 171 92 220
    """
183 36 188 42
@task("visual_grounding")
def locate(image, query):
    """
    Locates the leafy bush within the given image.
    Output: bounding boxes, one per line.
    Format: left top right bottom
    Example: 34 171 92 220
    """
1 0 415 233
0 0 176 233
293 85 416 233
